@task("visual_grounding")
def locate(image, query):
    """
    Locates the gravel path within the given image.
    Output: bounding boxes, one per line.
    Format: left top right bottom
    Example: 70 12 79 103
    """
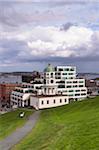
0 110 41 150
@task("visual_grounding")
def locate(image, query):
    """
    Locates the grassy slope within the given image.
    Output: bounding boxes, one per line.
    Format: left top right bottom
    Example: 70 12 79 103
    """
0 108 33 140
13 97 99 150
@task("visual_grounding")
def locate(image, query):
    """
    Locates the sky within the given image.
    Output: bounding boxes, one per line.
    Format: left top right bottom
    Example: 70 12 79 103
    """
0 0 99 73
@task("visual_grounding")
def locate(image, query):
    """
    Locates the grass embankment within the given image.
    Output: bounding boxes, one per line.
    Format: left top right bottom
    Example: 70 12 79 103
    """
0 108 34 140
13 97 99 150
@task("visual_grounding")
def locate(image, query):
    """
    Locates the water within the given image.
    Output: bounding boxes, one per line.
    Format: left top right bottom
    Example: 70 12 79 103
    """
0 75 22 83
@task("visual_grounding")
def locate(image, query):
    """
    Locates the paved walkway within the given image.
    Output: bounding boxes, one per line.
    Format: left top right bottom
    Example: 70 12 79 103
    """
0 110 41 150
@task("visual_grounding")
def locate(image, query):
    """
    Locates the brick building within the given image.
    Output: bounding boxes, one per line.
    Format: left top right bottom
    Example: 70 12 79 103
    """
0 83 20 105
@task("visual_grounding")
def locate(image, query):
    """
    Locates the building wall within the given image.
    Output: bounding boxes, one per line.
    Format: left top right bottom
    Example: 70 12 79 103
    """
30 97 38 109
10 82 43 106
0 83 19 105
30 96 69 110
11 90 23 107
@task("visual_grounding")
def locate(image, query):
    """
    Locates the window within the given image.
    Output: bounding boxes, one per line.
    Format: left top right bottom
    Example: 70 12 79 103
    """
58 85 65 88
55 72 61 75
63 73 67 75
75 94 80 96
67 86 72 88
67 81 72 84
68 94 73 96
41 101 44 105
51 80 53 83
64 68 69 71
73 81 77 83
51 73 53 78
70 77 73 79
25 91 29 93
63 90 67 93
53 99 55 103
47 100 49 104
68 73 73 75
47 73 49 76
65 99 67 102
81 93 86 96
63 77 67 79
79 81 83 83
55 67 57 71
69 90 73 92
56 81 65 84
59 68 63 71
73 85 77 87
55 77 61 79
79 85 83 87
75 90 80 92
81 89 86 91
60 99 62 103
44 79 46 84
47 80 49 84
70 68 74 71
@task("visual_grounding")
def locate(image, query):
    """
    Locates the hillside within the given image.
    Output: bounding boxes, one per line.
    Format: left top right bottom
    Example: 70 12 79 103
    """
0 108 33 140
13 97 99 150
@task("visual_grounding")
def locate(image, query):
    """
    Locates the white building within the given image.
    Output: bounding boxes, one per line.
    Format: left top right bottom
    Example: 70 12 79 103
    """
11 64 87 110
30 95 69 110
11 80 43 108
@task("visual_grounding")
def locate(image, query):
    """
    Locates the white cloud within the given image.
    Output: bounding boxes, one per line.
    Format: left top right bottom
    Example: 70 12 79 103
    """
1 25 99 61
26 25 94 57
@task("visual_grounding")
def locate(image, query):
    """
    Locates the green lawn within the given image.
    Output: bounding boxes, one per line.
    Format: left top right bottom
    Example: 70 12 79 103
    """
12 96 99 150
0 108 34 140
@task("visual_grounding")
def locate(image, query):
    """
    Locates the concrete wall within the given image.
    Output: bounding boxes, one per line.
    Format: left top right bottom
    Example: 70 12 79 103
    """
30 97 39 110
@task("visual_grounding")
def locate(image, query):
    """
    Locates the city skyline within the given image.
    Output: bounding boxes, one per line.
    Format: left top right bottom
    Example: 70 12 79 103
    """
0 0 99 72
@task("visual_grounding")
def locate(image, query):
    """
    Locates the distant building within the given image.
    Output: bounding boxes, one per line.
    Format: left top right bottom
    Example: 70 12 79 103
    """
78 73 99 80
0 83 20 106
95 80 99 86
11 64 87 110
22 71 41 83
85 80 99 96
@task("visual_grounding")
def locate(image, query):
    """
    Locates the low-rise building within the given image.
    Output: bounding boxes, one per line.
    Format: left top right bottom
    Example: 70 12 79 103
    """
30 95 69 110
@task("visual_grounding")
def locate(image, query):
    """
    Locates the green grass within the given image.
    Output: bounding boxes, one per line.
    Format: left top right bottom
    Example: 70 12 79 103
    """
0 108 34 140
12 96 99 150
